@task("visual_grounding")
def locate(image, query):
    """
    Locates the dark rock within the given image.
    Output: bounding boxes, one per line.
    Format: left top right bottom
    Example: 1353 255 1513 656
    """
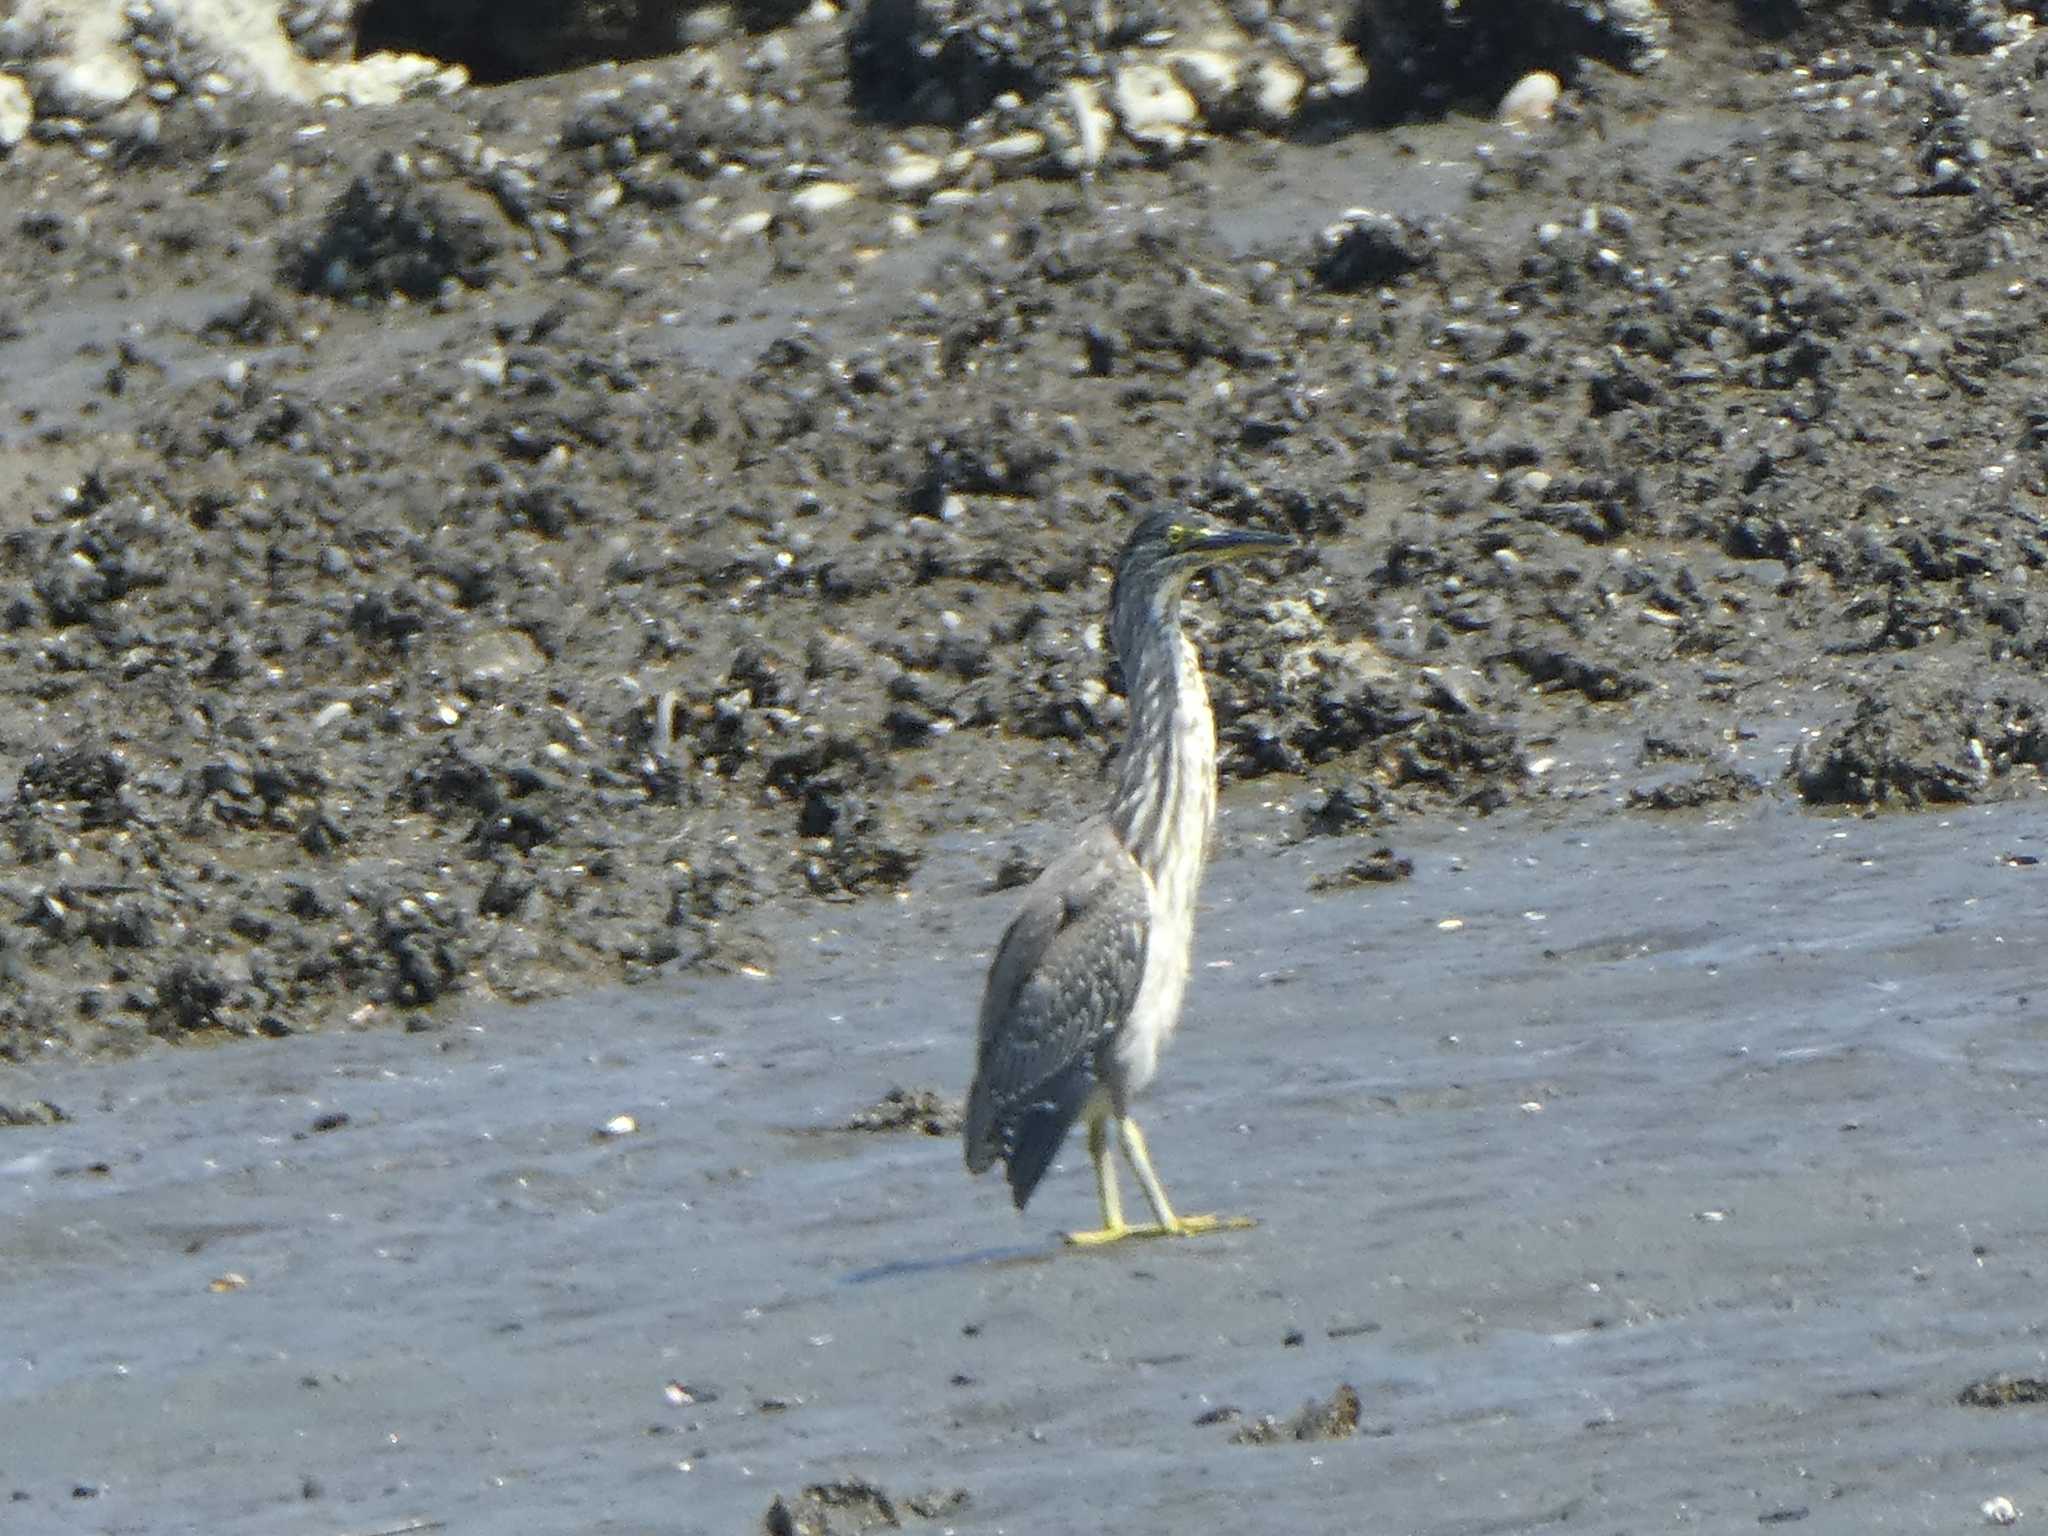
1794 686 2048 809
1627 768 1762 811
478 866 538 918
298 809 349 856
909 431 1058 513
349 591 428 650
849 0 1111 124
156 958 230 1033
355 0 686 85
406 745 504 817
18 749 128 826
283 156 502 301
1313 210 1438 291
472 805 556 853
1505 644 1647 702
374 897 463 1007
199 292 294 345
1308 847 1414 890
1301 782 1388 835
1346 0 1666 120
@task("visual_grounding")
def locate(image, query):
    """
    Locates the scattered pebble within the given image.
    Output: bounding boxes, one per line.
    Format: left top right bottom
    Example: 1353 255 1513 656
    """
0 75 31 150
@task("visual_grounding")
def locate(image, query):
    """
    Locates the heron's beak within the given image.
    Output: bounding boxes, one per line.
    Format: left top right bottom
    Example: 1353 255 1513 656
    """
1193 527 1295 563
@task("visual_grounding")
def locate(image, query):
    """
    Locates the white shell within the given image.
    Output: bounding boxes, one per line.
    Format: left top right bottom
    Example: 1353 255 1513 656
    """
1319 41 1368 97
1497 70 1561 130
977 128 1046 167
311 700 355 732
1167 49 1239 115
1051 79 1114 172
882 149 943 193
788 180 857 216
35 54 140 119
0 74 31 149
1248 58 1305 124
1110 62 1199 150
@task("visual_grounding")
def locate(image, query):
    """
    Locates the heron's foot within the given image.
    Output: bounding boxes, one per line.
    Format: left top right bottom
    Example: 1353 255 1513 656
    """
1062 1213 1256 1247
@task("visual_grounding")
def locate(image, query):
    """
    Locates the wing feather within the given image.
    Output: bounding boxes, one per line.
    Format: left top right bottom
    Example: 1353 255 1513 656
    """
963 823 1148 1192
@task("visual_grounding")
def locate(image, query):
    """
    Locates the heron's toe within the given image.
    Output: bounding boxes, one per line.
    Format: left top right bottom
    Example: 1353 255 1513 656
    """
1062 1222 1135 1247
1062 1214 1255 1246
1166 1213 1257 1237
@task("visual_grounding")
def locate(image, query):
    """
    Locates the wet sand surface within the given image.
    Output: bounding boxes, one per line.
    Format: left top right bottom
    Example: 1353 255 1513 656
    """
4 791 2043 1534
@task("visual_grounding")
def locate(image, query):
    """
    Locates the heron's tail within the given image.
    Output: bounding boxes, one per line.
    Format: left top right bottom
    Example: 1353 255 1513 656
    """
962 1075 1003 1176
958 1097 991 1179
963 1063 1093 1211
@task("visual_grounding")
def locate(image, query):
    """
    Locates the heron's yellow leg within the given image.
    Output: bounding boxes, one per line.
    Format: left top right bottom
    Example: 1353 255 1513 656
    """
1065 1116 1255 1246
1061 1118 1134 1247
1120 1116 1256 1236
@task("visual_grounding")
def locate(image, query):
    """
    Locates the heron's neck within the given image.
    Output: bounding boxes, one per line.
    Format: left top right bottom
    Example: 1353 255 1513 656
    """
1106 596 1217 885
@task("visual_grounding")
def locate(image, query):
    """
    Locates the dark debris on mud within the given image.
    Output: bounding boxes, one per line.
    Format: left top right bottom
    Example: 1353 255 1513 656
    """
1627 767 1764 812
1958 1374 2048 1408
3 1 2048 1062
1307 847 1414 891
763 1477 970 1535
1225 1382 1369 1444
0 1098 67 1127
841 1086 963 1135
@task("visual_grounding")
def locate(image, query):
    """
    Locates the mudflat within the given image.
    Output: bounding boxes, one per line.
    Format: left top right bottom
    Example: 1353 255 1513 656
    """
3 795 2043 1531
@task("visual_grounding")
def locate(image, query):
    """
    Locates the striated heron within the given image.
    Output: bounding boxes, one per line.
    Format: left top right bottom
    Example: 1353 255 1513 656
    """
963 510 1293 1245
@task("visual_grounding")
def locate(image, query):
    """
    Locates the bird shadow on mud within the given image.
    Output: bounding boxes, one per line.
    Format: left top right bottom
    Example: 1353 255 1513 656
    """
843 1240 1062 1284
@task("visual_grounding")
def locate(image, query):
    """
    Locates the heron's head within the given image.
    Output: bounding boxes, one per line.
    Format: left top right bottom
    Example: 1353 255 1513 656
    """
1111 510 1294 618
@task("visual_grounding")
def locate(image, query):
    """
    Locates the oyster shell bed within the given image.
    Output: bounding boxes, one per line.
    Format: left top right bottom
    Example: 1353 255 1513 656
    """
0 0 2045 1060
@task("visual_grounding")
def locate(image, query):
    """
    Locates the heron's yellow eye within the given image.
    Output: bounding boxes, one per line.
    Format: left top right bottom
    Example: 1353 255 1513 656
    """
1166 522 1190 548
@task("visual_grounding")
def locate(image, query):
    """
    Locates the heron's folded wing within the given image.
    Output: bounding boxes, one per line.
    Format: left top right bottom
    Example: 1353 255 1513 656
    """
970 824 1149 1128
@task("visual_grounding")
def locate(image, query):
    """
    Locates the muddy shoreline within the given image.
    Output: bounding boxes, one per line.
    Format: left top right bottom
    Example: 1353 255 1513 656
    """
1 3 2046 1066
